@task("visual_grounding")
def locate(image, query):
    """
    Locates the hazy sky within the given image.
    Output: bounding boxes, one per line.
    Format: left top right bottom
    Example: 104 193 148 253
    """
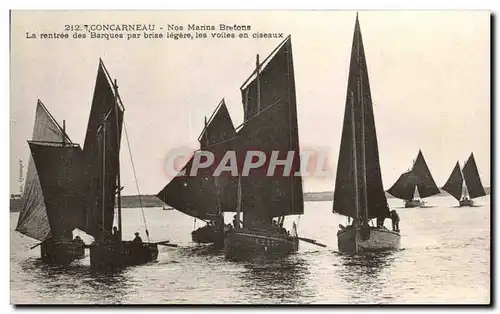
10 10 490 195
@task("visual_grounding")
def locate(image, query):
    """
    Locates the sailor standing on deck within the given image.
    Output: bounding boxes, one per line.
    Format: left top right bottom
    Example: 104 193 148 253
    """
232 215 240 229
389 210 400 232
133 232 143 243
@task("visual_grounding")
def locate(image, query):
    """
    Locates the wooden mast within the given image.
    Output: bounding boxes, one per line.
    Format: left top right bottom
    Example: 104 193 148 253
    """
62 120 66 146
113 79 122 240
101 120 107 241
256 54 261 113
350 91 360 227
357 14 369 225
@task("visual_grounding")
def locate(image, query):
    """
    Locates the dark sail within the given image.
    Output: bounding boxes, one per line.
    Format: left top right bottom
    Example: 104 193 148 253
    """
199 100 238 213
463 153 486 199
82 60 124 240
157 100 238 218
27 142 87 240
156 156 222 220
442 162 463 201
388 150 440 200
333 15 389 220
237 36 304 228
386 171 419 201
412 150 440 198
199 99 236 148
16 100 71 241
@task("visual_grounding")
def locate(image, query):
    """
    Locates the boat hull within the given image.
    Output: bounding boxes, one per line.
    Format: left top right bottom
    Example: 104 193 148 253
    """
89 241 158 269
459 199 474 207
40 240 85 264
337 226 400 253
405 199 423 208
191 225 230 245
224 228 298 260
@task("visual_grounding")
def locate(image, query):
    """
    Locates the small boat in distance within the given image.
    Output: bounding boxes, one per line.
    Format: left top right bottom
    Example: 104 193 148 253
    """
442 153 486 207
387 150 441 208
23 100 85 264
333 14 400 254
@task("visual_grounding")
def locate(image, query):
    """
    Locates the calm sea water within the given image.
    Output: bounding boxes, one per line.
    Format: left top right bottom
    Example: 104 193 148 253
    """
10 195 490 304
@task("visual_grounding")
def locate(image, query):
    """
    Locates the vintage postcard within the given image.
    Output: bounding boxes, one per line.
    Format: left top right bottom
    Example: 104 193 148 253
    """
9 10 490 304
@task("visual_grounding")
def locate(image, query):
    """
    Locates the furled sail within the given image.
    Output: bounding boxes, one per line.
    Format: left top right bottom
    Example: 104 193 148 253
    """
82 60 124 240
16 100 71 241
442 162 463 201
462 153 486 199
157 100 238 219
387 150 440 200
237 36 304 228
333 15 389 220
27 142 87 240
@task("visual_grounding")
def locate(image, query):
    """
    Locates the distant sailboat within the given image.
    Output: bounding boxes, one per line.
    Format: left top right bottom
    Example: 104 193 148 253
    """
82 59 158 269
387 150 440 208
224 35 303 259
157 99 237 245
333 14 400 253
23 100 85 264
442 153 486 207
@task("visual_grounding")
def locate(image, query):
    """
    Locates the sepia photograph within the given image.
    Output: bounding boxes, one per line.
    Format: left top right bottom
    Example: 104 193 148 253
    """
9 10 490 304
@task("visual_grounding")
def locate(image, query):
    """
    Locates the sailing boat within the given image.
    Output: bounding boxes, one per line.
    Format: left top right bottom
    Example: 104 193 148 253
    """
442 153 486 207
387 150 441 208
83 59 158 269
157 99 237 245
333 14 400 253
224 35 303 259
21 100 85 264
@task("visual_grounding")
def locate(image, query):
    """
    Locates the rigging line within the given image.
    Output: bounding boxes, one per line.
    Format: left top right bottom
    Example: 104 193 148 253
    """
123 122 151 242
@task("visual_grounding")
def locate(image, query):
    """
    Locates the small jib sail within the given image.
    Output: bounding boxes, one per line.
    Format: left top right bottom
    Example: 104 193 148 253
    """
333 15 389 221
387 150 440 201
16 100 72 241
156 100 237 220
82 59 125 241
237 35 304 228
443 153 486 201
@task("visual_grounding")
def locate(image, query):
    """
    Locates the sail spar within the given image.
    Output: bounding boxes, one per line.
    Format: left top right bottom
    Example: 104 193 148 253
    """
237 36 304 227
333 15 389 220
387 150 440 200
16 100 72 241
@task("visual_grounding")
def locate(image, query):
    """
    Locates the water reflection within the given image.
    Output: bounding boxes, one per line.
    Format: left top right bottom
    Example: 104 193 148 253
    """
237 254 314 303
18 256 131 304
336 251 399 303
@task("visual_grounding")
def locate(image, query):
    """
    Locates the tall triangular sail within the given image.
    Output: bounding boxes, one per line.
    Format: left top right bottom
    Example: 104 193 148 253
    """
16 100 71 241
82 60 124 240
387 150 440 200
462 153 486 199
237 36 304 228
333 15 389 220
412 150 440 198
442 162 463 201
